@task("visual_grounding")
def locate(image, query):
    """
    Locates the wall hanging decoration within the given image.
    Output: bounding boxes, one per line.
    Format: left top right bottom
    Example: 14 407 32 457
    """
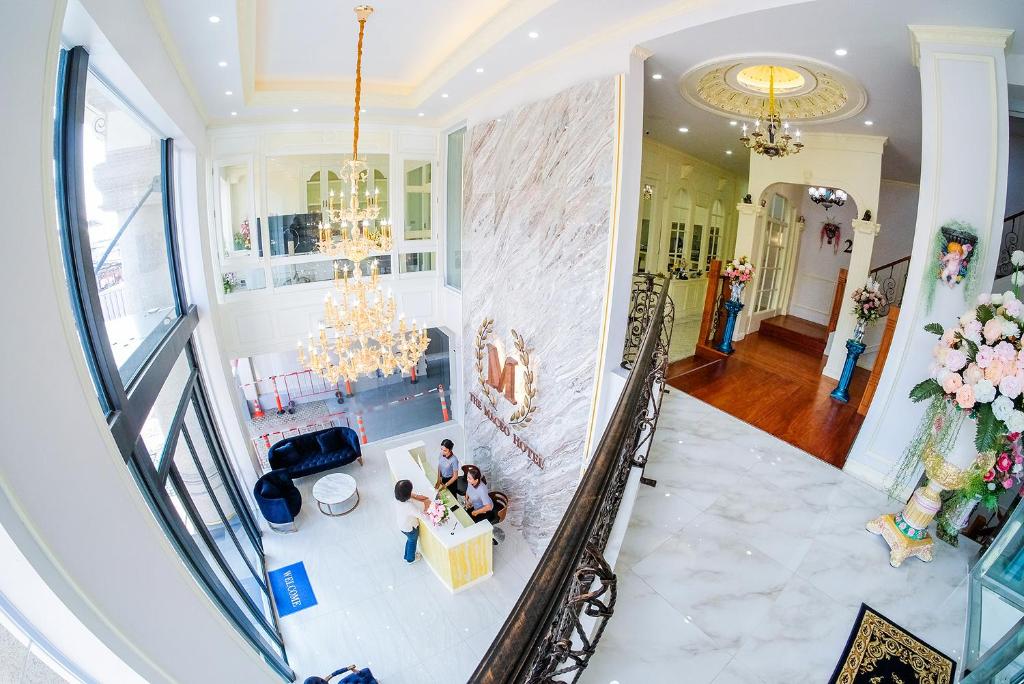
923 220 980 312
820 217 842 254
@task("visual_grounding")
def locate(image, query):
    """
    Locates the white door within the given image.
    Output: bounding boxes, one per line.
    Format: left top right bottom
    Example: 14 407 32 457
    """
748 194 792 329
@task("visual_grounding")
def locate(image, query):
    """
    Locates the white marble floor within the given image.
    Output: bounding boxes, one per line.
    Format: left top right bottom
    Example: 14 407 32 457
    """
584 391 977 684
262 423 539 683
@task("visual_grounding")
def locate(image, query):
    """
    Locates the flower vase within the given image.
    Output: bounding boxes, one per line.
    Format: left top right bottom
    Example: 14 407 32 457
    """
867 418 993 566
852 318 868 343
730 281 745 302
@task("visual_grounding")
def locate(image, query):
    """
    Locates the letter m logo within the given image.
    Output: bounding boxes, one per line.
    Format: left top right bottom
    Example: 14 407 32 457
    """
486 343 518 404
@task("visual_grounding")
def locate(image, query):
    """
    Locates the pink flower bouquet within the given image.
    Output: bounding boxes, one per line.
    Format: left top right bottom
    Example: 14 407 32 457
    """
850 279 887 323
911 290 1024 454
723 256 754 283
424 499 449 527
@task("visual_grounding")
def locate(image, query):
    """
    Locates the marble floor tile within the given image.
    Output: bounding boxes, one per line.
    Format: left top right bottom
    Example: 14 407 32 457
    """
583 569 734 684
631 511 794 650
595 391 974 683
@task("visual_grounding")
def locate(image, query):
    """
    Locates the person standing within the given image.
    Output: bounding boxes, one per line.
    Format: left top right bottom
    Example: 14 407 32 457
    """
435 438 461 498
394 479 430 563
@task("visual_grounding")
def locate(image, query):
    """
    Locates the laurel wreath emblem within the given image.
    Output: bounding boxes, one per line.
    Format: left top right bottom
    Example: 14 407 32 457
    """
473 318 538 428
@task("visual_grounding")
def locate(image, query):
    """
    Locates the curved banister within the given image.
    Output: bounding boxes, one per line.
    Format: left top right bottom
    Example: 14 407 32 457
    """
869 255 910 275
470 274 673 683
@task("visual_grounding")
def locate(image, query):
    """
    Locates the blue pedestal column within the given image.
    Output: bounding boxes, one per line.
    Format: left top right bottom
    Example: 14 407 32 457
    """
715 300 744 355
830 339 867 403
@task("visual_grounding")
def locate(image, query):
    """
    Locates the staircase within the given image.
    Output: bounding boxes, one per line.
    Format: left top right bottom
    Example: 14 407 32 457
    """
758 315 829 356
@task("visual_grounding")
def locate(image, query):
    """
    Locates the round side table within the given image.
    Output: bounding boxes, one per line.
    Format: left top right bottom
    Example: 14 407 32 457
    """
312 473 359 516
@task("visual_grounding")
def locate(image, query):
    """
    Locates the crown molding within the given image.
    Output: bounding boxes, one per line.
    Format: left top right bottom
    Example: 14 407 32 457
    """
909 25 1015 67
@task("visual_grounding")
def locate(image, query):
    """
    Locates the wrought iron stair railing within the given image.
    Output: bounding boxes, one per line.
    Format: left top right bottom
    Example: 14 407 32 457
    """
470 273 673 683
996 209 1024 279
869 255 911 317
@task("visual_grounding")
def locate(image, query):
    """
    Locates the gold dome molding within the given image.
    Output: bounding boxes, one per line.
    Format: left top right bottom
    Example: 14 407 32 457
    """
679 54 867 124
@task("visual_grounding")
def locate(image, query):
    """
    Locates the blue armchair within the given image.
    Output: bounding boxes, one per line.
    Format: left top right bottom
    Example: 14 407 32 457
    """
303 666 377 684
268 426 362 479
253 469 301 532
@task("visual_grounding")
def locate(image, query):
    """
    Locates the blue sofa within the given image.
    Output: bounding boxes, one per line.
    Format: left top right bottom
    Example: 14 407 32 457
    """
253 469 302 530
268 426 362 479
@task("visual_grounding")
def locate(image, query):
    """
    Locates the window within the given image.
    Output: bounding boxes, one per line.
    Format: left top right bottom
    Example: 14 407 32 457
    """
445 128 465 290
667 189 690 273
707 200 724 268
400 251 436 273
266 154 389 258
404 160 432 240
690 222 704 267
81 72 178 384
55 47 291 680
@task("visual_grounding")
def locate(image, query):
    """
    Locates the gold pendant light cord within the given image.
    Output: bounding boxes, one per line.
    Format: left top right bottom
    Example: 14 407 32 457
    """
352 15 366 160
768 66 776 116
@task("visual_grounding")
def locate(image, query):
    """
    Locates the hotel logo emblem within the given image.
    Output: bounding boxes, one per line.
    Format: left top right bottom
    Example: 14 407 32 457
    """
473 317 538 427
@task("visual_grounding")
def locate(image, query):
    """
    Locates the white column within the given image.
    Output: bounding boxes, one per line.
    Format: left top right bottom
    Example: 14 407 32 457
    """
846 26 1013 492
823 219 881 378
733 202 762 340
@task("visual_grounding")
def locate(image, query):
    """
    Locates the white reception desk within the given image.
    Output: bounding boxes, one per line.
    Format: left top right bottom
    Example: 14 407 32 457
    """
385 441 493 592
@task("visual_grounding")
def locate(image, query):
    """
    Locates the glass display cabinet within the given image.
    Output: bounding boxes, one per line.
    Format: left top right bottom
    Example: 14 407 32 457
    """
962 501 1024 682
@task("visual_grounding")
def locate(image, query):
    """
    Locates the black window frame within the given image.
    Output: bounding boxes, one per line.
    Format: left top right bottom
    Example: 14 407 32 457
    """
54 46 293 681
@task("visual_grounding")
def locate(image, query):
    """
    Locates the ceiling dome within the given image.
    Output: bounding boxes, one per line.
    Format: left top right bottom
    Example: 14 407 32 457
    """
678 54 867 124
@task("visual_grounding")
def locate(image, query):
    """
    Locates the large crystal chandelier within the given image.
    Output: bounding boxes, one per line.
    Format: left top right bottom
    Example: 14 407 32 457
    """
298 6 429 383
316 5 392 263
739 66 804 159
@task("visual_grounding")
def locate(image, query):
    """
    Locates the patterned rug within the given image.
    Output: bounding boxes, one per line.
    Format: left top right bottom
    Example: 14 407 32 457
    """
829 604 956 684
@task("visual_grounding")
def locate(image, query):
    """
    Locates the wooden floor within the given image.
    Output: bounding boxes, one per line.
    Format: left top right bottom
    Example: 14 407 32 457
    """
668 331 869 468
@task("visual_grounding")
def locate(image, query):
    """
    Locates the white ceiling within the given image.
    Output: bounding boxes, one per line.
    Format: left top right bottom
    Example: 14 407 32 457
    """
640 0 1024 183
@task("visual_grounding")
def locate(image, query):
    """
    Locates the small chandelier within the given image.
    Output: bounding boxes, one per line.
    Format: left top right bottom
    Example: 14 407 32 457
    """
739 66 804 159
808 186 848 210
316 5 393 263
299 6 429 383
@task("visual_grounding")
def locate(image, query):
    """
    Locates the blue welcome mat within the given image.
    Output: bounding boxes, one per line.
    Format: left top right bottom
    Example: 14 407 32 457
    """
268 562 317 617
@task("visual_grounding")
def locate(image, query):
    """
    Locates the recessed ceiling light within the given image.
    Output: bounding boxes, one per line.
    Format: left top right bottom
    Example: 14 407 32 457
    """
208 15 221 23
475 67 484 73
218 60 228 67
864 120 874 126
528 31 539 39
729 120 738 126
417 112 425 117
678 127 689 133
834 48 848 56
725 150 733 155
652 73 663 80
441 93 449 99
224 90 233 96
292 108 299 113
230 111 237 116
360 108 366 113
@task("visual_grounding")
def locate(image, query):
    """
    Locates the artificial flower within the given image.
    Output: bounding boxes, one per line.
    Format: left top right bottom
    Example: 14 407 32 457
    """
960 309 978 325
999 373 1024 399
992 294 1005 306
1003 478 1016 489
973 379 997 403
1007 298 1024 319
993 395 1015 422
1013 271 1024 287
942 373 964 394
984 318 1004 344
964 364 985 385
984 469 996 482
1013 250 1024 267
963 320 984 343
944 349 968 372
985 360 1008 384
1008 410 1024 433
976 345 995 369
979 293 993 305
989 482 998 491
1002 319 1021 339
956 383 976 409
995 341 1018 363
998 454 1012 472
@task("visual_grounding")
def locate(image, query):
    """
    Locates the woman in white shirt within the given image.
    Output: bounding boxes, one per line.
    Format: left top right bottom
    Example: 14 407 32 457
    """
394 479 430 563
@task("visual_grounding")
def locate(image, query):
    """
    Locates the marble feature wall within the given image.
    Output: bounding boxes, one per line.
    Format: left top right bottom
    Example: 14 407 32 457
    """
461 79 617 555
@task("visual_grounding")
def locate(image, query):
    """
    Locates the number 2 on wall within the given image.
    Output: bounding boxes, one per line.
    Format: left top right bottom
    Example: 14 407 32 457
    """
843 239 853 254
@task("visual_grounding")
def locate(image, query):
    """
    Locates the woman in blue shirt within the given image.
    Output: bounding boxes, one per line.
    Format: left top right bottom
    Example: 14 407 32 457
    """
435 438 461 498
463 465 498 524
